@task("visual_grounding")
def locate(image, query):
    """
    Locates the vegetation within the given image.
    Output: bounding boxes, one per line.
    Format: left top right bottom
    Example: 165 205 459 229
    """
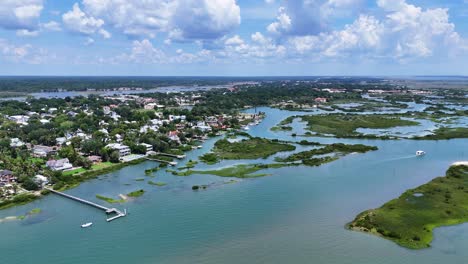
199 153 220 164
148 181 167 186
178 163 296 178
127 189 145 197
210 137 296 160
178 160 199 170
298 114 420 138
145 166 160 175
413 127 468 140
96 194 125 204
348 165 468 249
0 193 39 210
275 143 378 163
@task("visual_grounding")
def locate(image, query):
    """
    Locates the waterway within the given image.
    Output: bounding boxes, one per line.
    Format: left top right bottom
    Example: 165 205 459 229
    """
0 107 467 264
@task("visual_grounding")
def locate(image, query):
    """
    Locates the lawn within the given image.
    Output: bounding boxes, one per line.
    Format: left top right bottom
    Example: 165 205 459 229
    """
348 165 468 249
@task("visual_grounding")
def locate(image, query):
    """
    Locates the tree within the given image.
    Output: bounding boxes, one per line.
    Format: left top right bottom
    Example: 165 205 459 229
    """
22 178 39 191
109 151 120 163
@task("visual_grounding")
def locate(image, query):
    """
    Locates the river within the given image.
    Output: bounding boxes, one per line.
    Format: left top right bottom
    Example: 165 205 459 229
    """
0 107 467 264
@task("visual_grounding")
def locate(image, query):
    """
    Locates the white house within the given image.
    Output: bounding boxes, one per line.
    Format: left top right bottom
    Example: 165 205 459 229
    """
106 143 131 156
46 158 73 171
34 175 49 187
140 143 153 153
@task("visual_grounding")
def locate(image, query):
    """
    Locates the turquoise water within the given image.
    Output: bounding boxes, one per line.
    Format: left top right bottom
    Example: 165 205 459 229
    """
1 107 467 264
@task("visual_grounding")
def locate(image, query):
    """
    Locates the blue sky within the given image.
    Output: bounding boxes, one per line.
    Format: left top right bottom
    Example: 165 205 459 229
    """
0 0 468 76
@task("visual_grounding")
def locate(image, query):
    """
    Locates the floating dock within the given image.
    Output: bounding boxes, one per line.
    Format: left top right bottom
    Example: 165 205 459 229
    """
45 188 126 222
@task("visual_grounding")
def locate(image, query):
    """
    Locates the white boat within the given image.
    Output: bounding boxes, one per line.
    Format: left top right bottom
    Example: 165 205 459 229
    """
81 222 93 228
416 150 426 156
243 126 250 131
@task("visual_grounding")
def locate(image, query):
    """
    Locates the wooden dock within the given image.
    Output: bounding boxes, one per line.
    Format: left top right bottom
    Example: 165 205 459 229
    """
45 188 126 222
154 152 186 159
145 157 178 166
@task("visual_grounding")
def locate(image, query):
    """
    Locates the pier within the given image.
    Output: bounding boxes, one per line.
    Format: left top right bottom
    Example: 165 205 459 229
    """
154 152 186 159
145 157 178 166
45 188 126 222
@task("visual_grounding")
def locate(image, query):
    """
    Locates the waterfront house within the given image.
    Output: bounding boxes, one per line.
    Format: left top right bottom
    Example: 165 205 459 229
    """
34 175 49 188
46 158 73 171
87 156 102 163
106 143 131 157
140 143 153 153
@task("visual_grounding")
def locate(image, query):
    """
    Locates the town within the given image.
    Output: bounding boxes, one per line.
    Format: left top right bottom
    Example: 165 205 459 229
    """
0 89 264 207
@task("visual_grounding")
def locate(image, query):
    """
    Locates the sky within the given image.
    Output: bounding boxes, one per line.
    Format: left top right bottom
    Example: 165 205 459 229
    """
0 0 468 76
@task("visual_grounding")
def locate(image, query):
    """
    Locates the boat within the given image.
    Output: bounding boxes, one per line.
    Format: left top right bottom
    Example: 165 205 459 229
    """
81 222 93 228
416 150 426 156
243 126 250 131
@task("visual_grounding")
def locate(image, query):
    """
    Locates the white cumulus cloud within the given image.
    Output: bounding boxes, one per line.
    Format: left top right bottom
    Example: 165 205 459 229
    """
0 0 44 31
63 3 111 39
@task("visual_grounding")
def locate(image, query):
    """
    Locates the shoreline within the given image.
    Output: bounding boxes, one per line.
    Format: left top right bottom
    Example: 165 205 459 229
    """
0 158 148 212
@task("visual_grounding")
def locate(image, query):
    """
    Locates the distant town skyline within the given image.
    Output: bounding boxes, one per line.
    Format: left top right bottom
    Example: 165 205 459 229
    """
0 0 468 76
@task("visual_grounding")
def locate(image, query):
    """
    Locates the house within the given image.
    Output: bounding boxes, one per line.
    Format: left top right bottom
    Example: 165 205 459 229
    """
314 97 328 104
46 158 73 171
194 121 212 132
144 103 157 110
48 108 58 114
87 156 102 163
103 106 111 115
168 131 180 142
106 143 131 156
33 145 57 157
10 138 25 148
56 137 67 146
140 143 153 153
34 175 49 188
0 170 16 186
8 115 29 125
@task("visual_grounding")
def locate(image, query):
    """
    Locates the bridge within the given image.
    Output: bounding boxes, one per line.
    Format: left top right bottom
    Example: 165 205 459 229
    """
45 187 126 222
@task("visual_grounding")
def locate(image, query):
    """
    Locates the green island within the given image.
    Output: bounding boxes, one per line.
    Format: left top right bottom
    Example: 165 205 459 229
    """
275 143 378 164
413 127 468 140
203 137 296 161
348 165 468 249
96 189 145 203
0 208 42 223
145 166 160 175
178 160 199 170
148 181 167 186
297 114 420 138
127 189 145 197
173 163 296 178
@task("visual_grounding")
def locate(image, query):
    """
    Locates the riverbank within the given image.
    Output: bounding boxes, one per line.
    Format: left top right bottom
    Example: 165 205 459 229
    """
0 158 148 211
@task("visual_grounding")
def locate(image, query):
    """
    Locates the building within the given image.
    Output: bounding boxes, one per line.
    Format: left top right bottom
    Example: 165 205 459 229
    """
10 138 25 148
106 143 131 156
87 156 102 163
168 131 180 142
33 145 57 157
46 158 73 171
140 143 153 153
34 175 49 188
314 97 328 103
0 170 16 186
